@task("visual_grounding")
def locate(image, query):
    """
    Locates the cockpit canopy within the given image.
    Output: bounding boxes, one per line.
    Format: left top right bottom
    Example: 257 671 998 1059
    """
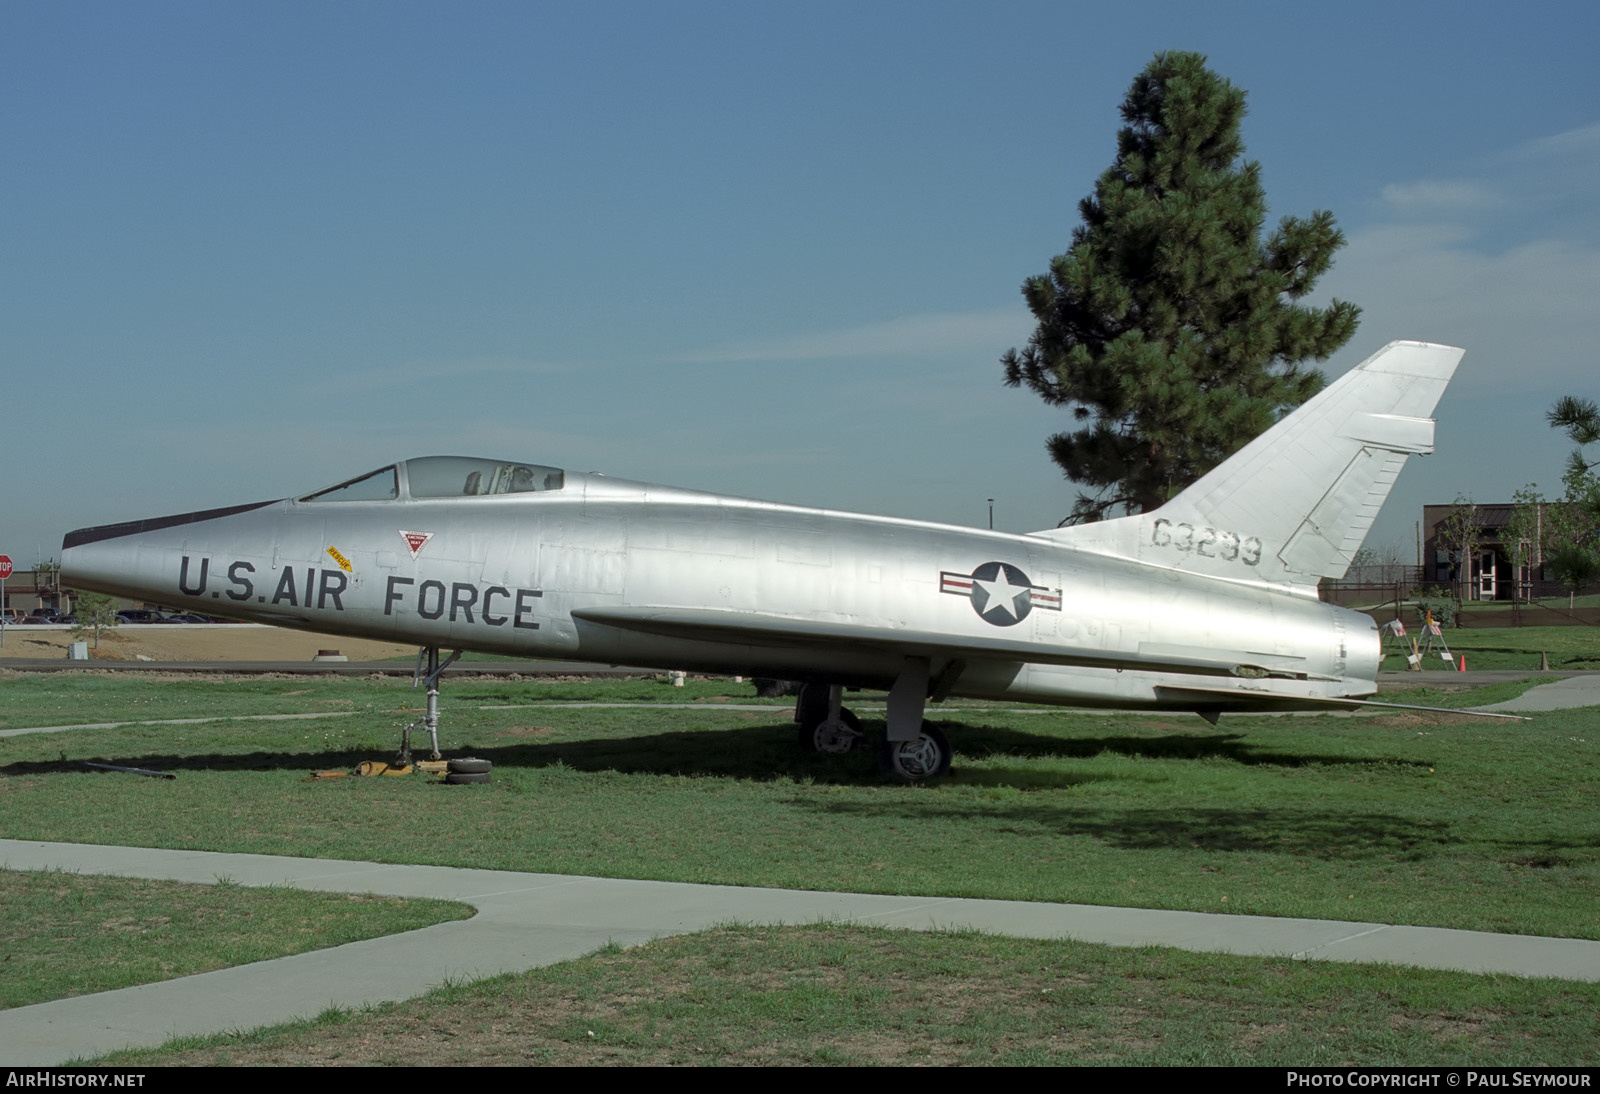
300 457 566 503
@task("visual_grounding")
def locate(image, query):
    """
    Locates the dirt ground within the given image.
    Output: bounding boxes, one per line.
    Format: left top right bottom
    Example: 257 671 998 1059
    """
0 624 417 663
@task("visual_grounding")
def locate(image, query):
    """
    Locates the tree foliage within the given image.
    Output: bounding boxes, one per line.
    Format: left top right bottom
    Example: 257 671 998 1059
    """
70 592 118 650
32 557 60 590
1002 51 1360 523
1547 544 1600 608
1433 497 1482 602
1544 395 1600 605
1548 395 1600 533
1502 485 1547 603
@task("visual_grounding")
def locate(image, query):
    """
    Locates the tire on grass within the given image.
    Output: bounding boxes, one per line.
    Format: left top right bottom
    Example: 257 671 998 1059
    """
445 771 492 785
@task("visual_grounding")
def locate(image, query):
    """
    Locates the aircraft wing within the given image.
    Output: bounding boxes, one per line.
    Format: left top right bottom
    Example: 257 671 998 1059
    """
572 605 1296 680
574 608 1522 720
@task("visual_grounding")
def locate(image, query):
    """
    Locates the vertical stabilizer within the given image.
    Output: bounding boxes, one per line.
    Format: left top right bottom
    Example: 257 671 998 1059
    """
1031 341 1463 591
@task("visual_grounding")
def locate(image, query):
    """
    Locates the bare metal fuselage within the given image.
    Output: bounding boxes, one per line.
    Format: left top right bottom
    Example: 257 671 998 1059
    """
62 469 1378 714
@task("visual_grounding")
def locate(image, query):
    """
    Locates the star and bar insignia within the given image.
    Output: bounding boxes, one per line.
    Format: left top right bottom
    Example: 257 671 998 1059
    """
940 561 1061 627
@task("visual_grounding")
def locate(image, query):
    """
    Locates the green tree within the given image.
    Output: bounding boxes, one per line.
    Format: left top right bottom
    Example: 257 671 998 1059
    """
1502 485 1547 603
70 591 119 650
1547 544 1600 609
1542 397 1600 606
33 557 60 596
1548 396 1600 533
1002 51 1360 523
1434 497 1482 604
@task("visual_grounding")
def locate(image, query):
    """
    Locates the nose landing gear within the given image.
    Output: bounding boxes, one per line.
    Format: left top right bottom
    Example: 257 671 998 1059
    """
397 645 463 765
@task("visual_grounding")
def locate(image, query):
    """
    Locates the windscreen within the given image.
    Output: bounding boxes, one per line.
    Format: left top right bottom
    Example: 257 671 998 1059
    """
300 466 399 502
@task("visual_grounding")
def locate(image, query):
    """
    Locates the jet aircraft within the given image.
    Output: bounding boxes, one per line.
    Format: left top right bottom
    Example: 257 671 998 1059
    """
63 341 1483 779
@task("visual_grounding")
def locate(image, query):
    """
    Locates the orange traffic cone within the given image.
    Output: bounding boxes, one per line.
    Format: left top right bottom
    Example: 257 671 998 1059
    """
1458 654 1466 672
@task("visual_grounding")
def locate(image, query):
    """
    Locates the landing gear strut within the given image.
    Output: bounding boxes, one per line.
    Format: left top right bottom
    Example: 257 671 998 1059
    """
397 645 462 765
794 663 955 780
795 683 863 753
876 657 952 781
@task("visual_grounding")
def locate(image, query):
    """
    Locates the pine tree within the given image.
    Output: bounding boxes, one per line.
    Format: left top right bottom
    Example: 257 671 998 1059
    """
1002 51 1360 523
1548 395 1600 528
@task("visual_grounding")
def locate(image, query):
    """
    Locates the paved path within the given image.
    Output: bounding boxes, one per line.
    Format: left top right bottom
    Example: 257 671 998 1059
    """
1478 674 1600 711
3 839 1598 1065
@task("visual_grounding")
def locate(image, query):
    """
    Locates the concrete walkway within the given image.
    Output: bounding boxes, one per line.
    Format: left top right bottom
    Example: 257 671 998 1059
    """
3 839 1599 1065
1478 673 1600 711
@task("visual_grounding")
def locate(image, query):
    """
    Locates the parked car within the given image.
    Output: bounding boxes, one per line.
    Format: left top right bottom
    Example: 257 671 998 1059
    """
115 609 171 624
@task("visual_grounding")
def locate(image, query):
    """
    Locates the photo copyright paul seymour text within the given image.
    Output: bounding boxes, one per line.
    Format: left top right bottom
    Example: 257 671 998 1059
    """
1288 1075 1591 1088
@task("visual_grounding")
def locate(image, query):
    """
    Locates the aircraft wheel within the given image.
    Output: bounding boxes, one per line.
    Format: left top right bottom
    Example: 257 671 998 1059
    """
445 771 492 785
794 682 829 727
448 757 493 775
876 722 952 781
798 707 862 754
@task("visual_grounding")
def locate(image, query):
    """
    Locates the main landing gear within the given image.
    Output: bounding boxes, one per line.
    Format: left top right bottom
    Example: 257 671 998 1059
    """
876 722 952 781
793 659 953 781
397 645 463 765
794 683 865 754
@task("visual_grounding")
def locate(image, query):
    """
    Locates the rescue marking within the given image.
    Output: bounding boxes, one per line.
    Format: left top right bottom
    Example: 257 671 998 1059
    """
325 545 353 572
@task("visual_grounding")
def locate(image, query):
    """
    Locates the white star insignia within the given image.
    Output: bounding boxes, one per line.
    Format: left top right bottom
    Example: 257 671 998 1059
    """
974 573 1031 619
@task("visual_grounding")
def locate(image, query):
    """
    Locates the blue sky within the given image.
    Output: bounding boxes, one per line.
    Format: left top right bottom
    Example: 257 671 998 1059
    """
5 1 1598 567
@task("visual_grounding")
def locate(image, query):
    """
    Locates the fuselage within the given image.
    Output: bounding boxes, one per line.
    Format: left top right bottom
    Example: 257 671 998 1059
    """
61 456 1380 713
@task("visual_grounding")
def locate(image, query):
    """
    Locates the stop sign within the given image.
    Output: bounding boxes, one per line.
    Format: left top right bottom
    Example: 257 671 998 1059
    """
0 556 11 579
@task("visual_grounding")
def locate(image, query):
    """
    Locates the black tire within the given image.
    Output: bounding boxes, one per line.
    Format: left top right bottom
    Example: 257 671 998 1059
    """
876 722 952 781
794 682 830 727
445 771 492 785
797 707 862 754
448 757 493 775
754 678 803 699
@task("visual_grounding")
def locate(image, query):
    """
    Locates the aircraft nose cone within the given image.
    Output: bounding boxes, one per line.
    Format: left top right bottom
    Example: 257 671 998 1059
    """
61 499 276 601
60 535 141 601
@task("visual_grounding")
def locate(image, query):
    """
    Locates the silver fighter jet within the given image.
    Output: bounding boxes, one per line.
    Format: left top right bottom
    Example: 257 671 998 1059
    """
63 340 1476 779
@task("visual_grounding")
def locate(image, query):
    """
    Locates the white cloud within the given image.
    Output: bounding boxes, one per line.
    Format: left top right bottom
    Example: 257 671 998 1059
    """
1325 118 1600 390
1326 225 1600 389
1325 121 1600 551
1373 122 1600 227
1379 180 1496 212
323 353 587 390
666 305 1033 364
1510 121 1600 164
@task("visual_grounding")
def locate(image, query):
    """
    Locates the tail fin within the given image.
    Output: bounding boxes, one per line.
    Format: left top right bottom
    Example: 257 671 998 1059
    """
1033 341 1463 591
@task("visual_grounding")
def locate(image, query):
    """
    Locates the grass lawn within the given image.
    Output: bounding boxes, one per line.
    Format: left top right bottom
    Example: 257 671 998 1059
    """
1378 625 1600 671
3 670 1597 1065
92 926 1600 1067
0 673 784 732
0 870 471 1010
3 674 1596 938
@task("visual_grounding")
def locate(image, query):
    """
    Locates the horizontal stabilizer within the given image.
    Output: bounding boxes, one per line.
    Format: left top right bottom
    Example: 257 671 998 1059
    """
1154 684 1523 720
